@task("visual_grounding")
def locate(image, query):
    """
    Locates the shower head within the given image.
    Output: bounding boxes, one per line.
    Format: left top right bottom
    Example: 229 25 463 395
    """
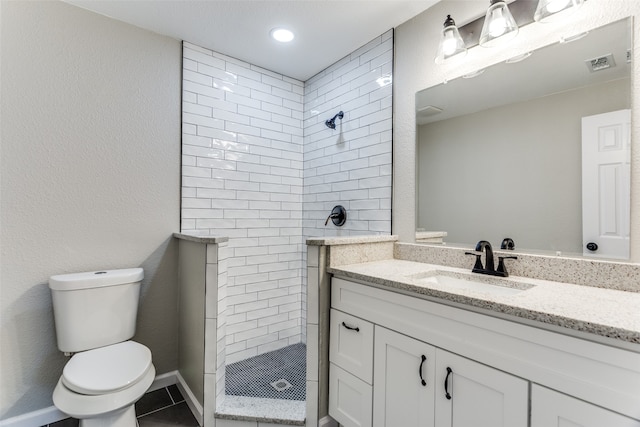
325 111 344 129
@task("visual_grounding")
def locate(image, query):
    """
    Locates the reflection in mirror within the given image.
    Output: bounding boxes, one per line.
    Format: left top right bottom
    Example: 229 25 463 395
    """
416 19 631 260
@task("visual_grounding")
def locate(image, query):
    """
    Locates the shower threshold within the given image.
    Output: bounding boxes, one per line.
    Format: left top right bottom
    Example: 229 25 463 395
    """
215 395 305 425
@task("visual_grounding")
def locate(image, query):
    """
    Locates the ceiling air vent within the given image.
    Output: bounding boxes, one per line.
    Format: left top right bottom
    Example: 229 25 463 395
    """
585 54 615 72
417 105 443 117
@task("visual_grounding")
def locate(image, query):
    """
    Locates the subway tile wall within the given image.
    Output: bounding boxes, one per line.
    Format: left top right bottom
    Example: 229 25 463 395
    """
182 42 305 364
300 31 393 363
181 30 393 364
303 30 393 239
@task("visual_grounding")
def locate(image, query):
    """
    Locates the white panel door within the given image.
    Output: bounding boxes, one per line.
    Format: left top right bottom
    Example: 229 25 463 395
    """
582 109 631 259
531 385 640 427
373 326 436 427
434 349 528 427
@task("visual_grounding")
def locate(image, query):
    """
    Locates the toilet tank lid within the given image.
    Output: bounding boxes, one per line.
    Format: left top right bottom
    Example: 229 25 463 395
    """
49 268 144 291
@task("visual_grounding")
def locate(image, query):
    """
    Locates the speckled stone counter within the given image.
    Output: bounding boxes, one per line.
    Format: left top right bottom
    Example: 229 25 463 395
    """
215 396 305 425
306 235 398 246
328 259 640 345
173 232 229 244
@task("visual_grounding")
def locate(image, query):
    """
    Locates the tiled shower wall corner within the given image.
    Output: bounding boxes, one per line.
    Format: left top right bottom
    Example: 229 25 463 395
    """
300 30 394 340
182 42 305 364
302 29 393 239
181 30 394 366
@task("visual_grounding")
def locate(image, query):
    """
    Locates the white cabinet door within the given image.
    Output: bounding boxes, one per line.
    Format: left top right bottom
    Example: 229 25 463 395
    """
329 363 372 427
435 349 528 427
532 385 640 427
373 326 436 427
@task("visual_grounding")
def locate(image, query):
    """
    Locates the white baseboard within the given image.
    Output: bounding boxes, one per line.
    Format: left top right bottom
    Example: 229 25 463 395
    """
175 371 204 426
0 370 203 427
148 370 179 392
0 406 68 427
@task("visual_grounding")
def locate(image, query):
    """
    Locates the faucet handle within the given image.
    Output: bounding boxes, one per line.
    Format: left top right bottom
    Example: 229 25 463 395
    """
497 256 518 276
500 238 515 250
465 251 484 272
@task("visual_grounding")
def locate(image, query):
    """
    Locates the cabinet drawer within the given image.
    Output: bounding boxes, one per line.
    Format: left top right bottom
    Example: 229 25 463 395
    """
531 385 640 426
329 309 374 383
329 363 373 427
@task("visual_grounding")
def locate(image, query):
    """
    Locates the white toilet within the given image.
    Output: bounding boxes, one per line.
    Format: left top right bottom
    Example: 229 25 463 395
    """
49 268 155 427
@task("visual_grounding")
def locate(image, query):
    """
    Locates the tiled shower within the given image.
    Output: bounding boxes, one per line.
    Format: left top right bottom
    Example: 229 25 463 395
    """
181 29 393 408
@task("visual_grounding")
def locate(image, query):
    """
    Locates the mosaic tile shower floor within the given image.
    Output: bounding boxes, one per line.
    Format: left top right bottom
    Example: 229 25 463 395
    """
225 343 306 401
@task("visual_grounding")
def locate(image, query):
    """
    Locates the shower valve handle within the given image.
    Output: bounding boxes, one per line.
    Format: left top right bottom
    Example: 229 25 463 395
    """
324 205 347 227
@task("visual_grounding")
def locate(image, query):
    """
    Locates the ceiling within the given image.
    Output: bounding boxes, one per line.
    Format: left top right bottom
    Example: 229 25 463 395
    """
63 0 440 81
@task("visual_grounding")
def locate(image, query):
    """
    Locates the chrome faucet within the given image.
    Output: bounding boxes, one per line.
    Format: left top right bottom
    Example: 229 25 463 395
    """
465 240 517 277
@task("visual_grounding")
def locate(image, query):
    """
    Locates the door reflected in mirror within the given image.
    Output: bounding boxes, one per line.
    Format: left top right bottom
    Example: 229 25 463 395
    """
415 19 631 260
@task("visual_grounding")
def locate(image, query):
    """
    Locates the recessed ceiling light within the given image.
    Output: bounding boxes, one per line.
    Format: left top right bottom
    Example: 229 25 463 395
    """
270 28 294 43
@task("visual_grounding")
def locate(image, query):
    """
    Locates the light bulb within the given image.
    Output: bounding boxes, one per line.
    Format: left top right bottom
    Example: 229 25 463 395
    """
434 15 467 64
479 0 518 48
442 30 458 55
488 10 507 37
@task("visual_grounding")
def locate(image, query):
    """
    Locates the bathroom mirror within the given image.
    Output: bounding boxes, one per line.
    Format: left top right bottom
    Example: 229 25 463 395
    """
416 18 632 259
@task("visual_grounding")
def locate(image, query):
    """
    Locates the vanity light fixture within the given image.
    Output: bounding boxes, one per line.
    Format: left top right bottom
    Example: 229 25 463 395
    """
270 27 294 43
462 69 485 79
436 0 587 65
505 51 532 63
479 0 519 48
534 0 584 23
559 31 589 44
435 15 467 64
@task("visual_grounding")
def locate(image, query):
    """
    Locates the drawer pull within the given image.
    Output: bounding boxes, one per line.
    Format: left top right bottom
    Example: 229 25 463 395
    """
444 367 453 400
419 355 427 386
341 321 360 332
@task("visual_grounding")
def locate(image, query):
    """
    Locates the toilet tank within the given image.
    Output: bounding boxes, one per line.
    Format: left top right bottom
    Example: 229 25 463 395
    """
49 268 144 353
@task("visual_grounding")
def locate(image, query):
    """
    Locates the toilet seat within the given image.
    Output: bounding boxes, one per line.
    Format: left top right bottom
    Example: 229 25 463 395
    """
62 341 152 395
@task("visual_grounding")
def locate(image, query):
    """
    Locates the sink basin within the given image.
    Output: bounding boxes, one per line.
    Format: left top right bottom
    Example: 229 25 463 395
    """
407 271 535 296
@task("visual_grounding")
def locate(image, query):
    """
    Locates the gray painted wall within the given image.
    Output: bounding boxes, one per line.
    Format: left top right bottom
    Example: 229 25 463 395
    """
0 1 182 418
417 78 629 253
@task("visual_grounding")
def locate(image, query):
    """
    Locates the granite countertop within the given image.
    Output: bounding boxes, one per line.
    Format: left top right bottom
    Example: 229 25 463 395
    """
328 259 640 344
173 232 229 244
306 235 398 246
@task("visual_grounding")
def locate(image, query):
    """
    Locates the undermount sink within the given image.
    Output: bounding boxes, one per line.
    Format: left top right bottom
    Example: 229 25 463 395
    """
407 270 535 296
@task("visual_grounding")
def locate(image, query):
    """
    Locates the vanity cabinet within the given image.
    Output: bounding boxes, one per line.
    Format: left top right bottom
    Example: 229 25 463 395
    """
370 325 527 427
329 277 640 427
531 385 640 427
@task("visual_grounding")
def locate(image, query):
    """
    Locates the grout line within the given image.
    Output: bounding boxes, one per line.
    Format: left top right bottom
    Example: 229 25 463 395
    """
136 388 177 419
136 403 178 420
167 386 177 405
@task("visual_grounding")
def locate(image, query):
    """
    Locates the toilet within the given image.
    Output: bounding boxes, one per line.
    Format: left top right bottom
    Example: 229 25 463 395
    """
49 268 155 427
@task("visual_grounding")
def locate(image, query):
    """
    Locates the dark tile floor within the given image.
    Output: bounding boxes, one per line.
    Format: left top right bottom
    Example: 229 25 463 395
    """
43 385 200 427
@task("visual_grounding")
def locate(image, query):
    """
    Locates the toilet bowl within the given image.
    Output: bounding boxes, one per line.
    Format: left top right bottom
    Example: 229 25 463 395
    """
48 268 153 427
53 341 155 427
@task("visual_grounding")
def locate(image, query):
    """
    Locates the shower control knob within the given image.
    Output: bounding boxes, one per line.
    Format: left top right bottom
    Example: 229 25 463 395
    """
586 242 598 251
